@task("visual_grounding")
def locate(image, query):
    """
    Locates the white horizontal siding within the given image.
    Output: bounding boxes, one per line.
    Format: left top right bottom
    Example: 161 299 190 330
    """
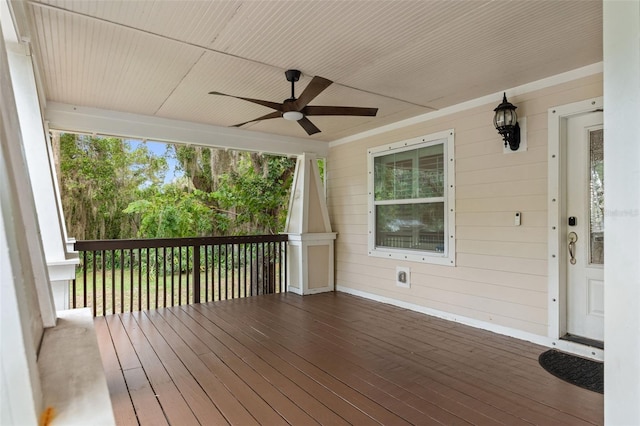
328 72 603 336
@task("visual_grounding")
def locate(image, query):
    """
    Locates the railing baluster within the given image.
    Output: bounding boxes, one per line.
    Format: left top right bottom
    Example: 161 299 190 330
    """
277 241 281 292
111 249 115 315
269 242 272 293
73 235 288 316
146 248 150 311
186 246 190 304
138 248 142 312
261 242 265 295
231 243 236 299
224 244 228 300
129 249 133 313
204 245 209 302
170 246 175 307
244 243 248 297
284 240 288 291
163 247 167 309
154 248 159 310
217 244 221 301
120 249 124 313
250 243 254 297
83 251 87 309
101 250 106 317
178 246 183 306
280 240 285 292
92 253 96 316
193 244 200 304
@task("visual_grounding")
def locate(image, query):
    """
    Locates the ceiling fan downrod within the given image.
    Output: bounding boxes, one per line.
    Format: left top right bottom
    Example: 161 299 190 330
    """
285 69 302 100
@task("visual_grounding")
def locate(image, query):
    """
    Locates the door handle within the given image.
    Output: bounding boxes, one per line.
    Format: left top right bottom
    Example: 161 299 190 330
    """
568 232 578 265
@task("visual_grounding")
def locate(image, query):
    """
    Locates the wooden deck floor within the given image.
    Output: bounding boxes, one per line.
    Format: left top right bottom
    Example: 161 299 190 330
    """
95 292 603 425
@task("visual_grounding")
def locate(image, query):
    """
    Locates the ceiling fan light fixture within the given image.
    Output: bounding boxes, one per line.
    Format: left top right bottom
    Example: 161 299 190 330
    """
283 111 304 121
209 70 377 135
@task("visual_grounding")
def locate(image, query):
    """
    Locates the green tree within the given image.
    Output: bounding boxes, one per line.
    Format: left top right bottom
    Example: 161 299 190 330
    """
214 154 296 235
124 186 229 238
173 147 296 235
57 133 300 240
57 134 167 239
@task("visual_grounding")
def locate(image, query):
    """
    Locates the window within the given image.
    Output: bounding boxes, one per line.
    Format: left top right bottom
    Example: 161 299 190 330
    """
368 130 455 265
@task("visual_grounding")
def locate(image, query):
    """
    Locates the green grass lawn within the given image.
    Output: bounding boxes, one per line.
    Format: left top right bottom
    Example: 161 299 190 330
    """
71 267 284 316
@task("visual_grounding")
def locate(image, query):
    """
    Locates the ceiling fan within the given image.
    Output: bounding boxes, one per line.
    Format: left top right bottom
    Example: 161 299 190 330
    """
209 69 378 135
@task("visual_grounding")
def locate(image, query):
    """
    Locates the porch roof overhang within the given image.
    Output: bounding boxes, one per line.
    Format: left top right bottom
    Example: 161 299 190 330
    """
45 102 326 157
7 0 602 148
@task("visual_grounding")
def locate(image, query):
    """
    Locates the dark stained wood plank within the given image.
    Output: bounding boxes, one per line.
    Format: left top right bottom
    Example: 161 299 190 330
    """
243 294 599 425
209 301 471 426
158 308 321 426
96 292 603 426
105 315 167 425
119 313 199 426
143 309 259 426
284 294 597 423
180 305 376 426
95 316 138 425
129 311 229 425
123 367 168 426
105 314 141 371
197 303 414 426
292 293 602 421
217 297 509 425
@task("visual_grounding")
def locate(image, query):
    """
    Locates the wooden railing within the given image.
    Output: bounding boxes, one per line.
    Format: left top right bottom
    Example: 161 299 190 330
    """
72 235 288 316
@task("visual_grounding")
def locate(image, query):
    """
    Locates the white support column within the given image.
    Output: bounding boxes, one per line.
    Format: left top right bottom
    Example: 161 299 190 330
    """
284 153 336 295
5 22 78 311
0 17 44 424
603 0 640 423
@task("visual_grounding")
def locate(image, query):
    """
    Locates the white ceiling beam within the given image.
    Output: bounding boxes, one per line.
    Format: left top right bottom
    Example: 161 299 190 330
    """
44 102 327 157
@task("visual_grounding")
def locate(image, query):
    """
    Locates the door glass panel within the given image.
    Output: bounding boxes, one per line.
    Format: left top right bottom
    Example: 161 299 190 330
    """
589 129 604 264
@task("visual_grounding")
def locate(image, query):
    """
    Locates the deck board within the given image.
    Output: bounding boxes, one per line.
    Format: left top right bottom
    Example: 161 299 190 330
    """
95 316 138 425
119 313 200 426
96 292 604 425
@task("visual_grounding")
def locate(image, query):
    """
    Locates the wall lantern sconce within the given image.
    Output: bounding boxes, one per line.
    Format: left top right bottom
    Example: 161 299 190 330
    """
493 92 520 151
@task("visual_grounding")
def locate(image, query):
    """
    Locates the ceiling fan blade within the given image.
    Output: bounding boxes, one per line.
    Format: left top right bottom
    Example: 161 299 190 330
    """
209 91 283 111
232 111 282 128
292 76 332 110
303 105 378 117
297 117 321 135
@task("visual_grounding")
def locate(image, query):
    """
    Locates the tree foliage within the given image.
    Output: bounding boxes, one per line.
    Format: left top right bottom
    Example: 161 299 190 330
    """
214 154 296 235
56 133 298 240
57 134 167 240
123 187 220 238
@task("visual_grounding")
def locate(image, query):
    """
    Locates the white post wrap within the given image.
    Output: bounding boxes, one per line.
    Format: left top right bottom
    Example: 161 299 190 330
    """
6 36 78 312
603 0 640 423
284 153 336 295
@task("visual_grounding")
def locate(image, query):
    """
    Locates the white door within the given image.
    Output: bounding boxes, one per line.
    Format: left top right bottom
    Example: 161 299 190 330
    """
566 111 604 342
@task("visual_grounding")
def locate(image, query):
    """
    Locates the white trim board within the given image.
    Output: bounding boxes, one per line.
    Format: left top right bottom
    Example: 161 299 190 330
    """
336 285 604 362
547 97 604 343
45 102 328 157
330 62 603 148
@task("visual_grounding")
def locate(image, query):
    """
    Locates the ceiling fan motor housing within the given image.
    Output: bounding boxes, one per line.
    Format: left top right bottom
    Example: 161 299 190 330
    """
285 69 301 83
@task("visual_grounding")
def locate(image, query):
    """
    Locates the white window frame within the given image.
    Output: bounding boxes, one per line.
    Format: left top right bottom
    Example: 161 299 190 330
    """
367 129 455 266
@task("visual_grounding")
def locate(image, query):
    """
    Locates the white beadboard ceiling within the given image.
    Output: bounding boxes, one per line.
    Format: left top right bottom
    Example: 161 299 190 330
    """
22 0 602 142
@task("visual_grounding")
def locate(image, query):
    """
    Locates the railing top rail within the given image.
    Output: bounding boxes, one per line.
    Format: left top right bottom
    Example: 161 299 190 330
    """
75 234 289 251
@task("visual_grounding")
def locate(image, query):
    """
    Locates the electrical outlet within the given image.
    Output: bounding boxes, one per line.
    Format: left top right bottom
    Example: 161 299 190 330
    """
396 266 410 288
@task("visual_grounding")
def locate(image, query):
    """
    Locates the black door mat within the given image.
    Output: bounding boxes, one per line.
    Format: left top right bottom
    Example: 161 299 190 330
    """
539 349 603 394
